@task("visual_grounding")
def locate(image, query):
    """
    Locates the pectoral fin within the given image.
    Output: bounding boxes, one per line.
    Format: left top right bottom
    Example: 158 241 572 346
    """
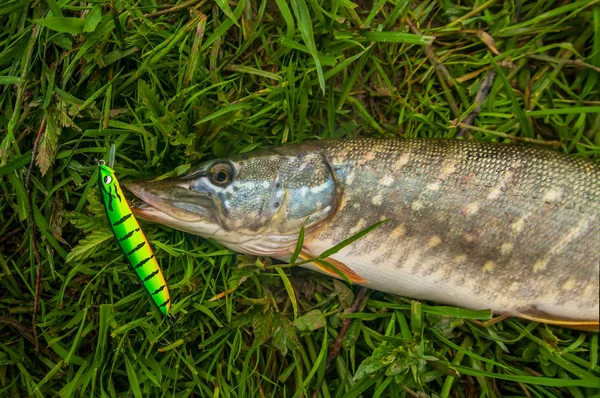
298 251 368 284
517 308 599 332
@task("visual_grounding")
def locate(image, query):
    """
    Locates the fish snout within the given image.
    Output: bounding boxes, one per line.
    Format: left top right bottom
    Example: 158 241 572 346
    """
125 178 214 222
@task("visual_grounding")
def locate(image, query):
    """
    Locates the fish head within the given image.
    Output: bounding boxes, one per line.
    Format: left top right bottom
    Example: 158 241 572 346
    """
125 146 337 256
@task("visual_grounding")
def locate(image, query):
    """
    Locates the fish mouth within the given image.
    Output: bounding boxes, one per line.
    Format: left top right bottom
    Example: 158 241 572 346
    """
125 180 213 224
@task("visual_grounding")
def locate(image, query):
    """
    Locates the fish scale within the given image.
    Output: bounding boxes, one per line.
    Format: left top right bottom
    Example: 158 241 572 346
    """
310 139 599 323
127 138 599 329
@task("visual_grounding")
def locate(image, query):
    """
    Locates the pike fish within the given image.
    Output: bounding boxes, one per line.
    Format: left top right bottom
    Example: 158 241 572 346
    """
126 139 600 330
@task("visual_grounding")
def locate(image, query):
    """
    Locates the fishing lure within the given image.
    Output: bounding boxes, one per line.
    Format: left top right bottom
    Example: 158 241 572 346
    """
98 159 171 316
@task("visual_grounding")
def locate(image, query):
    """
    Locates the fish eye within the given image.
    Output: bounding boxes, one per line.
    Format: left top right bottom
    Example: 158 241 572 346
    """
103 175 112 184
215 171 228 183
209 163 233 186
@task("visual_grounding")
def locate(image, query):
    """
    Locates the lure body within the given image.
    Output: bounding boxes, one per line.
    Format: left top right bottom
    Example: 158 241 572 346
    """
98 164 171 316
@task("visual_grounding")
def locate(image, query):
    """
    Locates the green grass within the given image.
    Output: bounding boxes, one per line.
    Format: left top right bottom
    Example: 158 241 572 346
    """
1 0 600 397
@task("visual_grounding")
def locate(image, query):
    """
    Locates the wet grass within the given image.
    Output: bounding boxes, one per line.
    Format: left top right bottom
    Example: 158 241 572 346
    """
1 0 600 397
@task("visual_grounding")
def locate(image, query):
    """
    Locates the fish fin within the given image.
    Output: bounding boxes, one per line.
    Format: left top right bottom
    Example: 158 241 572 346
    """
298 251 368 284
517 308 599 332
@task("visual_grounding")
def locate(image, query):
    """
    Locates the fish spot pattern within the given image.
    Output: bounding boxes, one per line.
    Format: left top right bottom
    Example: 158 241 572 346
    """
311 138 599 315
427 236 441 248
483 261 495 272
372 192 383 206
500 243 513 255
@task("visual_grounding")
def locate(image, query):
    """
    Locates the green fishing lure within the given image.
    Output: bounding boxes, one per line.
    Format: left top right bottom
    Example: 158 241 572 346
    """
98 162 171 316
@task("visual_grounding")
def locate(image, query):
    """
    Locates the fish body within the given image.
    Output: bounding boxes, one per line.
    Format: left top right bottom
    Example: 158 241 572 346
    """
98 164 171 316
126 139 599 327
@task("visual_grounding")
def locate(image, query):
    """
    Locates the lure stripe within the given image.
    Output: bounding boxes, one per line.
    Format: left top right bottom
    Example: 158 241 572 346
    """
134 255 154 269
126 242 145 256
107 187 114 211
142 270 159 282
98 164 170 316
158 298 170 308
151 285 167 295
113 213 132 226
118 228 139 242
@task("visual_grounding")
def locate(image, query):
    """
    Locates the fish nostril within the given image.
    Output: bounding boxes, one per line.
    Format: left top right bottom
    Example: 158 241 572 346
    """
274 202 280 208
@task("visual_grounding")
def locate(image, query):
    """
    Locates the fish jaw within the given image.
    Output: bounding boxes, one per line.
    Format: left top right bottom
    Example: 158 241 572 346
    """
125 180 223 237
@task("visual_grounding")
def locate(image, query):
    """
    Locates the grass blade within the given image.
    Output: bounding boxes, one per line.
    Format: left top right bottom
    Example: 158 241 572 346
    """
33 17 86 34
491 57 534 137
289 0 325 93
275 266 299 320
124 357 143 398
362 31 435 45
289 223 306 265
275 0 295 39
319 220 389 259
452 365 599 388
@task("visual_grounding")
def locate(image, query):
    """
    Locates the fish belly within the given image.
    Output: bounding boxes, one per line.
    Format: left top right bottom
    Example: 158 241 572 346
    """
304 139 600 321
